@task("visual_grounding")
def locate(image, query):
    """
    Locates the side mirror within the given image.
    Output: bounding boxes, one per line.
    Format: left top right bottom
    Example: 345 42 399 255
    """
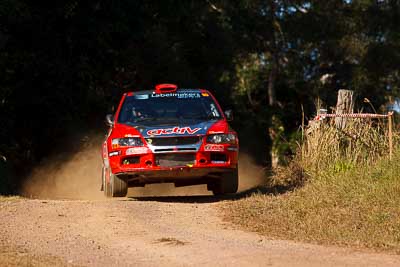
224 110 233 121
105 114 114 127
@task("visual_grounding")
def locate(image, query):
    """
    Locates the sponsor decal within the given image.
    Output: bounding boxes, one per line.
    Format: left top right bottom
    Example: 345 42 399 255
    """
204 144 225 152
208 131 224 134
150 93 201 99
124 134 140 137
211 160 226 164
126 147 148 155
227 146 238 151
147 126 201 136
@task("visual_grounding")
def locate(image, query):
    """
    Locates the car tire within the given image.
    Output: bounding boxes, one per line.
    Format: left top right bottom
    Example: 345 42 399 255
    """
104 168 127 197
212 168 238 195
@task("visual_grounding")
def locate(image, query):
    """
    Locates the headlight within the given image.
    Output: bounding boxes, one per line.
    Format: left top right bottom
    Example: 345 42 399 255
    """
206 134 237 144
112 137 143 148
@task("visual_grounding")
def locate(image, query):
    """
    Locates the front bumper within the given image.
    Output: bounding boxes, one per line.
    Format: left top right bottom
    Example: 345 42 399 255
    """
106 144 238 186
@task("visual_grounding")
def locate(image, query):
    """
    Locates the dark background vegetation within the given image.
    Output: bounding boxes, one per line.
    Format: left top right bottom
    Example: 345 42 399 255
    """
1 0 400 194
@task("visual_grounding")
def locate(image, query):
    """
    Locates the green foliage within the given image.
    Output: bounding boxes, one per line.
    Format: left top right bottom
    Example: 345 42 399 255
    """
331 160 355 174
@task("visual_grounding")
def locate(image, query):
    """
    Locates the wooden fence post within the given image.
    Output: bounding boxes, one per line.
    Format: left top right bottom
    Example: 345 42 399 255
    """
389 111 394 160
335 89 355 129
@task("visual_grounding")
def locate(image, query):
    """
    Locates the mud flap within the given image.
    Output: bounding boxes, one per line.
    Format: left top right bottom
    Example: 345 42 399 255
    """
100 167 105 191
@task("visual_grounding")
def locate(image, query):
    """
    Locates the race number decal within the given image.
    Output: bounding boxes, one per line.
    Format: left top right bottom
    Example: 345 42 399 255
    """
204 144 225 152
126 147 148 155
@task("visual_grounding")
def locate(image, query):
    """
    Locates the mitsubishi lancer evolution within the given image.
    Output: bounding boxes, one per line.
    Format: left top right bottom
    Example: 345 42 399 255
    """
101 84 239 197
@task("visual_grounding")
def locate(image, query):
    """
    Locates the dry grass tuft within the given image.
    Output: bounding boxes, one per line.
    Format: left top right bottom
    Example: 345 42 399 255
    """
302 118 392 172
0 196 21 202
270 161 308 189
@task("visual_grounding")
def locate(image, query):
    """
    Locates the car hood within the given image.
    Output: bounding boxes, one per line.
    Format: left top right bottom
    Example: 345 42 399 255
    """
113 120 229 138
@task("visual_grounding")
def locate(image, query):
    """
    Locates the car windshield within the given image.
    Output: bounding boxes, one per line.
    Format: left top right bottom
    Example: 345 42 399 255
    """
117 91 222 125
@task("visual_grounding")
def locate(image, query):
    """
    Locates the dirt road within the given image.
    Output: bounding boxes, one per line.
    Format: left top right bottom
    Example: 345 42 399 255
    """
1 194 400 267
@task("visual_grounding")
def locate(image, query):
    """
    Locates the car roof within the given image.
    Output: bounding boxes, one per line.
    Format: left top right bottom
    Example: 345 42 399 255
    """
131 88 206 95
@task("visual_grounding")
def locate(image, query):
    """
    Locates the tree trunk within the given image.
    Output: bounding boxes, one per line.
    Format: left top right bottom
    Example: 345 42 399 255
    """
268 61 278 168
335 89 354 129
268 58 278 107
268 0 279 168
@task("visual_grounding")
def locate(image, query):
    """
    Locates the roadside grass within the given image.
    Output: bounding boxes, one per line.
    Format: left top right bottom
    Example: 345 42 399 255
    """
222 154 400 252
0 196 21 202
222 119 400 252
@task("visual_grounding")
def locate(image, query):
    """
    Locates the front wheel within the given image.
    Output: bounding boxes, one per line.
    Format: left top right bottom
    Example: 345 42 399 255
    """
211 168 238 195
104 168 128 197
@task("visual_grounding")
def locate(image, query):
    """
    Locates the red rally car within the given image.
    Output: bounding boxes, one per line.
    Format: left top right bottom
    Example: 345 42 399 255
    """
101 84 239 197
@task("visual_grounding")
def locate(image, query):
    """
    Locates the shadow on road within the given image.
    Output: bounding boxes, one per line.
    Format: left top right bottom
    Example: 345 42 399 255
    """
126 184 295 204
126 195 230 203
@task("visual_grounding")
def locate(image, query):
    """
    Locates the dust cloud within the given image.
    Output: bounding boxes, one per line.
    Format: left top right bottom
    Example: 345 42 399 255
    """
237 154 267 191
22 133 265 199
22 134 104 200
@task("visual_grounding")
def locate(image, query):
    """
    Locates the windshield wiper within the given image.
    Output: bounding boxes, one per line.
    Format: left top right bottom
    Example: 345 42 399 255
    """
134 117 158 123
183 114 221 121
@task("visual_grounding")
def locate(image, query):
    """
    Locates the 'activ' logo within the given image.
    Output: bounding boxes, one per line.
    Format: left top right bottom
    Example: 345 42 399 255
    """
147 127 201 136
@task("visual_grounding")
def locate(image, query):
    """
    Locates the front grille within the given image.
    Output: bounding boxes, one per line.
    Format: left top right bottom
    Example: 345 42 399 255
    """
155 153 196 167
146 136 201 146
154 148 197 152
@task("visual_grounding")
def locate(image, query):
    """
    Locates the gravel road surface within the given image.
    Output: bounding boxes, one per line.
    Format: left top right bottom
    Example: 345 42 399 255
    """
1 195 400 266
